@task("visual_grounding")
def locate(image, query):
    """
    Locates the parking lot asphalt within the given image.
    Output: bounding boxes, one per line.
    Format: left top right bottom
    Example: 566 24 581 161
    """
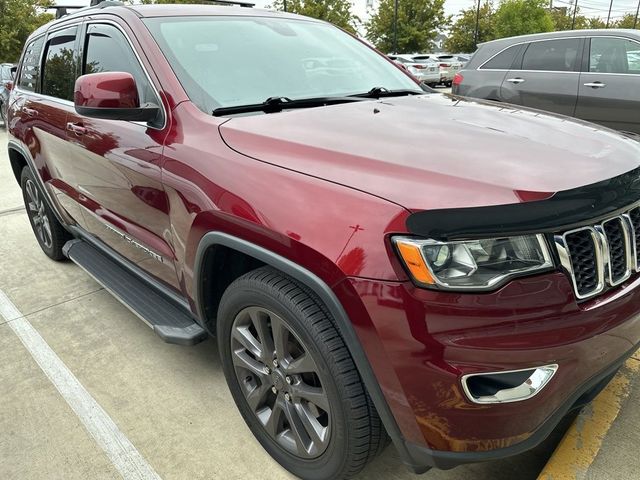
0 126 635 480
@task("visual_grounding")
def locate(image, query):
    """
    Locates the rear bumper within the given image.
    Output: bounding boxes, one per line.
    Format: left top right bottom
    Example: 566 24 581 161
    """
345 271 640 470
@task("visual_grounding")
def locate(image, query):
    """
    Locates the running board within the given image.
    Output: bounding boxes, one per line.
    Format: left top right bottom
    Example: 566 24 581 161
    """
63 239 207 346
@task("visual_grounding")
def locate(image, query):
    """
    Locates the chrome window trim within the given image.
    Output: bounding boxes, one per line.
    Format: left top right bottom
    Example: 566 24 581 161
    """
554 226 605 300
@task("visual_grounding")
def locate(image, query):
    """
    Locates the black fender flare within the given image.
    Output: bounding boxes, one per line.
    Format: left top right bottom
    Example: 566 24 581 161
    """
193 232 429 473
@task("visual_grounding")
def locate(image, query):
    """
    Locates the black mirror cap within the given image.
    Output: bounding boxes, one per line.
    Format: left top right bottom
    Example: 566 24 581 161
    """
75 104 161 124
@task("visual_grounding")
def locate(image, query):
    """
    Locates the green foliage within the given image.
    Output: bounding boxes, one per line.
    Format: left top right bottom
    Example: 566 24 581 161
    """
614 13 639 29
0 0 53 63
269 0 359 33
493 0 554 39
365 0 448 53
444 1 494 53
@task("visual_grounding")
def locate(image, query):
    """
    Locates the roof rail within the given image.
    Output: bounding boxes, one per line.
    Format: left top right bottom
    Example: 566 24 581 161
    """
49 1 124 19
201 0 256 7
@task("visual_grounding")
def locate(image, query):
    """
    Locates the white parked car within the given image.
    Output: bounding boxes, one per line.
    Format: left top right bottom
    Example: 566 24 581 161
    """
388 54 440 87
412 54 464 87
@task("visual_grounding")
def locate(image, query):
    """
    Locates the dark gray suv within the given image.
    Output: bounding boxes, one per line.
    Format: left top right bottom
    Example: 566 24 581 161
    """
453 29 640 134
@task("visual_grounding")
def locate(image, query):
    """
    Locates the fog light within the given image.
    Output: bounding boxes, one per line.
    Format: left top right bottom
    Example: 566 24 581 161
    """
462 364 558 404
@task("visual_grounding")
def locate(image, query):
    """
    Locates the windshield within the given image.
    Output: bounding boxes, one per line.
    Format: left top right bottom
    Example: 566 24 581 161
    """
143 16 418 113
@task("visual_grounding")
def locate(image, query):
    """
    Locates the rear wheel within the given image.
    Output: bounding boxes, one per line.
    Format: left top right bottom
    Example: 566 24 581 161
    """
21 167 70 260
217 267 386 480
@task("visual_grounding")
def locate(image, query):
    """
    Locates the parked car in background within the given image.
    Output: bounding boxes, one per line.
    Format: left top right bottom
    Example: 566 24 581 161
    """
454 54 471 66
412 54 463 87
0 63 16 127
388 54 440 87
453 29 640 134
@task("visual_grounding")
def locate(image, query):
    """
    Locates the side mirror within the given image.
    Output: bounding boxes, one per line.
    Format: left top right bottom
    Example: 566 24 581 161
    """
74 72 160 123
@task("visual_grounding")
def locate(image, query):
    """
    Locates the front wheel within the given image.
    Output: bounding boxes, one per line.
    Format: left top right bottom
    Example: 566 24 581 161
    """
21 167 70 260
217 267 386 480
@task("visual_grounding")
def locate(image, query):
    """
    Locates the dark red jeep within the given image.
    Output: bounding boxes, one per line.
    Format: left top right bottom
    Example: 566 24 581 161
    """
7 2 640 479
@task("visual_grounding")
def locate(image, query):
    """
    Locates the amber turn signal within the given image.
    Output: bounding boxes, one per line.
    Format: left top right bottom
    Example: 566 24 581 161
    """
395 239 436 285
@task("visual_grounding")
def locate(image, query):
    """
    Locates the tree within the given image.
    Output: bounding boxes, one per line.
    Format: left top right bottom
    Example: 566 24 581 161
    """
614 13 639 29
365 0 447 53
0 0 53 63
493 0 554 39
444 1 495 53
550 6 591 31
269 0 359 33
585 17 606 29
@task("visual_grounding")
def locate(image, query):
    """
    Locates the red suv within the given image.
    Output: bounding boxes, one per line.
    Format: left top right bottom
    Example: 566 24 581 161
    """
7 2 640 479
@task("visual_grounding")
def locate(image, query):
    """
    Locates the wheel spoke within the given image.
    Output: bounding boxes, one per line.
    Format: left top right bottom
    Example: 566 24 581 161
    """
27 201 38 213
232 349 268 379
295 402 327 447
245 382 271 412
270 314 289 361
249 308 275 363
292 383 330 413
232 325 263 360
264 397 285 437
283 399 310 456
41 217 53 247
284 352 317 375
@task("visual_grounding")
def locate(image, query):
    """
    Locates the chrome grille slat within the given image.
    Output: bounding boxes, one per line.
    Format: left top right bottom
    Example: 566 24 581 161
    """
556 210 637 300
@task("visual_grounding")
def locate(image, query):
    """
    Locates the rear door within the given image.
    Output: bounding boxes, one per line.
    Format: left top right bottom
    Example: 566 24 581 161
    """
65 20 180 290
11 27 85 224
500 37 583 116
575 36 640 134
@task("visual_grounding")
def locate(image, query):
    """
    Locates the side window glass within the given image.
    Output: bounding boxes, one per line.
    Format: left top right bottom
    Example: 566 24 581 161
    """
481 45 520 70
522 39 581 72
590 37 640 75
83 24 154 104
42 27 78 101
18 36 45 92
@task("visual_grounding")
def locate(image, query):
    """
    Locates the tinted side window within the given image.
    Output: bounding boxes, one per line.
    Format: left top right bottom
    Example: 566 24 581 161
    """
590 37 640 75
522 39 581 72
18 36 45 92
83 24 153 104
42 27 78 101
481 45 520 70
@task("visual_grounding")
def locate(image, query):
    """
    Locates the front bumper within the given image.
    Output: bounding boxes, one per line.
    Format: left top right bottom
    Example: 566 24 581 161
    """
346 271 640 470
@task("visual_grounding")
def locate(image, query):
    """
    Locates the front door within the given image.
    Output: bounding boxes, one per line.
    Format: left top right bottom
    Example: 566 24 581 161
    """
66 20 180 291
575 36 640 134
500 37 583 116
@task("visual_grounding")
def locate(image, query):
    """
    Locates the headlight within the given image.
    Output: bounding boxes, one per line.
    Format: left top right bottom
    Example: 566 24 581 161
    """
393 235 553 290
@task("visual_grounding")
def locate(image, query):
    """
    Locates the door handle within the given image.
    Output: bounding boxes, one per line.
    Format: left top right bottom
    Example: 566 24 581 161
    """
66 122 87 136
23 107 38 117
584 82 606 88
506 78 525 84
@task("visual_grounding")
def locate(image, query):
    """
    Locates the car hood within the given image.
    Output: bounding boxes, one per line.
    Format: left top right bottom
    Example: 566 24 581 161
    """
219 94 640 211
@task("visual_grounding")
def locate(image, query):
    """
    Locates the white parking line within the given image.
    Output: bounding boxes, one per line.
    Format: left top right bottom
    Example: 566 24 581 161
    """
0 289 162 480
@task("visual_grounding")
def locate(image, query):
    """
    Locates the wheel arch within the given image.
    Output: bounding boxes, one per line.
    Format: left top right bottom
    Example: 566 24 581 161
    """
193 231 424 473
8 145 27 185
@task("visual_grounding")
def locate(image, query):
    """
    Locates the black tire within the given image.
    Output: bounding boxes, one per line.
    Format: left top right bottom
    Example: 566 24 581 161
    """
445 81 453 88
21 167 70 261
217 267 387 480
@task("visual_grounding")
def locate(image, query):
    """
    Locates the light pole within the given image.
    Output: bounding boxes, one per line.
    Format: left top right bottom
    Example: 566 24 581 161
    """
283 0 287 12
606 0 614 27
474 0 481 48
393 0 398 54
634 0 639 28
571 0 579 29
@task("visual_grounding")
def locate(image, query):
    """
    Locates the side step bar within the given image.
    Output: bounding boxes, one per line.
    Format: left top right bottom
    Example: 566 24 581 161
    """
63 239 208 346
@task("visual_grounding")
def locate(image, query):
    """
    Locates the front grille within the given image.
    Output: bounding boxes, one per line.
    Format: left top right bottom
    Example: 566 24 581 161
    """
564 229 599 296
557 210 636 300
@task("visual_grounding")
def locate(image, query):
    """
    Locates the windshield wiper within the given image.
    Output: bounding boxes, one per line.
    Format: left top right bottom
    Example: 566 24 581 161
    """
212 95 367 116
351 87 425 99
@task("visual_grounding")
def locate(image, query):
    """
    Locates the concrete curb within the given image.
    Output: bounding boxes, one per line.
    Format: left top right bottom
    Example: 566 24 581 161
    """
537 351 640 480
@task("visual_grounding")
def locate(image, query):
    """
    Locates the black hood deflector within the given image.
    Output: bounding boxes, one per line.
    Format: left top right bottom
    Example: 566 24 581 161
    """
407 166 640 241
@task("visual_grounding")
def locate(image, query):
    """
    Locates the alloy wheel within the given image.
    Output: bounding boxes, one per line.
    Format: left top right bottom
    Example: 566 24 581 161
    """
25 179 53 249
231 306 331 459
